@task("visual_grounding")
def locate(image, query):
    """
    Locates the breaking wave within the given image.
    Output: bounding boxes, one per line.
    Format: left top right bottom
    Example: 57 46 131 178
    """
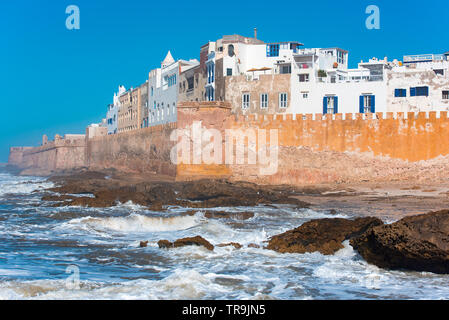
63 212 206 233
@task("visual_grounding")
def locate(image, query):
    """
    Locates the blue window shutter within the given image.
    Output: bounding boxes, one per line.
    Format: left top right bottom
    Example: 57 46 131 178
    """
425 86 429 96
323 97 328 114
395 89 399 97
359 95 364 113
334 97 338 114
410 87 416 96
371 95 376 113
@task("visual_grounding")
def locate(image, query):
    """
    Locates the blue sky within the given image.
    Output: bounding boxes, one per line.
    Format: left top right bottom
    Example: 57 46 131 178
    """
0 0 448 162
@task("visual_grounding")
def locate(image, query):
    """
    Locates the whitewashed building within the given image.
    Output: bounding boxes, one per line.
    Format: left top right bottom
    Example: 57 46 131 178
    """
221 34 449 115
106 85 126 135
148 51 199 126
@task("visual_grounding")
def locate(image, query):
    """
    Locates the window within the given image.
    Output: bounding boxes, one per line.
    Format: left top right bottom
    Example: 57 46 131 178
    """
279 93 288 108
323 96 338 114
281 65 291 74
228 44 235 57
242 93 250 109
395 89 407 97
299 74 309 82
443 91 449 100
260 93 268 108
434 69 444 76
359 95 375 113
226 68 233 76
302 92 309 99
187 77 194 91
364 95 372 113
267 44 280 57
410 86 429 97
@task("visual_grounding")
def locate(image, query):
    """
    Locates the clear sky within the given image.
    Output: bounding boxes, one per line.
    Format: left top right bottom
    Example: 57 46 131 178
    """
1 0 448 162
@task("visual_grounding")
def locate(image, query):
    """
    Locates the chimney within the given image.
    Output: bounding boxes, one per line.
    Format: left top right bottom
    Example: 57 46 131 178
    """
254 28 257 40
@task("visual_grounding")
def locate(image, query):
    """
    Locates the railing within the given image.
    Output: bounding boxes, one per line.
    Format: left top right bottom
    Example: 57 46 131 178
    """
297 62 313 69
404 54 444 62
316 75 383 83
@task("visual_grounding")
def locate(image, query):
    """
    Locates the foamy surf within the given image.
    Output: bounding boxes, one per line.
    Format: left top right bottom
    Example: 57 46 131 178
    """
63 212 205 233
1 172 449 300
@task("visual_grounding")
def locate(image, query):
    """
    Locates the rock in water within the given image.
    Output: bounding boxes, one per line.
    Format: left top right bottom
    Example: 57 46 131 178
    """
158 236 214 251
217 242 242 249
139 241 149 248
174 236 214 251
157 240 173 249
267 217 383 255
350 210 449 274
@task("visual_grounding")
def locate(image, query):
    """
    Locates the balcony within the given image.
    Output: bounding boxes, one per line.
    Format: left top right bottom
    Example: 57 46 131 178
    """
297 62 313 69
404 54 445 63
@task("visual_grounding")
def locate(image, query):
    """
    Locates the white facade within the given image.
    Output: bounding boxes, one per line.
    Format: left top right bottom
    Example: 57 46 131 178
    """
148 51 199 126
226 40 449 115
106 85 126 135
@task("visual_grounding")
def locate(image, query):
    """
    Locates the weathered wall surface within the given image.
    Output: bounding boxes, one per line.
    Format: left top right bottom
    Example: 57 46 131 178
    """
175 109 449 185
8 147 33 167
225 74 291 115
9 102 449 185
176 102 232 180
14 139 86 175
86 123 177 178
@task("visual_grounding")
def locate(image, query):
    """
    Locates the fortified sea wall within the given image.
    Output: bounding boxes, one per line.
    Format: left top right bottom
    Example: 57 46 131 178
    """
8 102 449 185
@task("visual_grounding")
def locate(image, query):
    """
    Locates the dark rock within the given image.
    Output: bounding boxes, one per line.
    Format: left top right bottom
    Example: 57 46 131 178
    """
217 242 242 249
157 240 173 249
267 217 383 255
248 243 261 249
43 172 310 209
41 194 77 202
158 236 214 251
149 202 164 211
204 211 254 220
174 236 214 251
350 210 449 274
139 241 149 248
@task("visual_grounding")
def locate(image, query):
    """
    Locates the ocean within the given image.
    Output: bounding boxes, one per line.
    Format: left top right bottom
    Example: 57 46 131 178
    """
0 171 448 300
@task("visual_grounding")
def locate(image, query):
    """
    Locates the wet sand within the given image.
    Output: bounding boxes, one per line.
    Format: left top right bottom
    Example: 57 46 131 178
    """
296 181 449 221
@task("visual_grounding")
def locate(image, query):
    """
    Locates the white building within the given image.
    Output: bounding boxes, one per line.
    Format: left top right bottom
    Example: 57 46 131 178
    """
148 51 199 126
106 85 126 134
222 35 449 115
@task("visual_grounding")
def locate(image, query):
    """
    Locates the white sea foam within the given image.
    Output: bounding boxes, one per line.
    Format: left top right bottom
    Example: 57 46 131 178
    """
0 174 53 197
63 212 205 233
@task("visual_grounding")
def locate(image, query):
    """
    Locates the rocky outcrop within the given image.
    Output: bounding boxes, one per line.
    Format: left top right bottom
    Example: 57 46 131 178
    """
267 217 383 255
350 210 449 274
158 236 214 251
217 242 242 249
139 241 149 248
157 240 173 249
44 175 310 209
204 211 254 220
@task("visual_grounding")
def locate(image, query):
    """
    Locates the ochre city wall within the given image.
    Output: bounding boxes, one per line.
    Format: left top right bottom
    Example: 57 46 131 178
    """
15 139 86 175
9 102 449 185
175 107 449 185
86 123 177 178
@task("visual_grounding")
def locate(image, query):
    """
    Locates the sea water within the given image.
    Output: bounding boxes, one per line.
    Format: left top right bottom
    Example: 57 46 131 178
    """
0 172 448 300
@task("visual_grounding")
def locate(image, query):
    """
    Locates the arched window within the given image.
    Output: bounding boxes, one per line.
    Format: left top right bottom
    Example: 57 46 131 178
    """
228 44 235 57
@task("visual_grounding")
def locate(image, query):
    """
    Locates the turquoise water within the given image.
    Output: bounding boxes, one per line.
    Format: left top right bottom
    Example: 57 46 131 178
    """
0 172 448 300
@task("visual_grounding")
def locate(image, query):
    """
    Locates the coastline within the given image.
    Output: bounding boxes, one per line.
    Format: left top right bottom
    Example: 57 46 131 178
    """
31 167 449 221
